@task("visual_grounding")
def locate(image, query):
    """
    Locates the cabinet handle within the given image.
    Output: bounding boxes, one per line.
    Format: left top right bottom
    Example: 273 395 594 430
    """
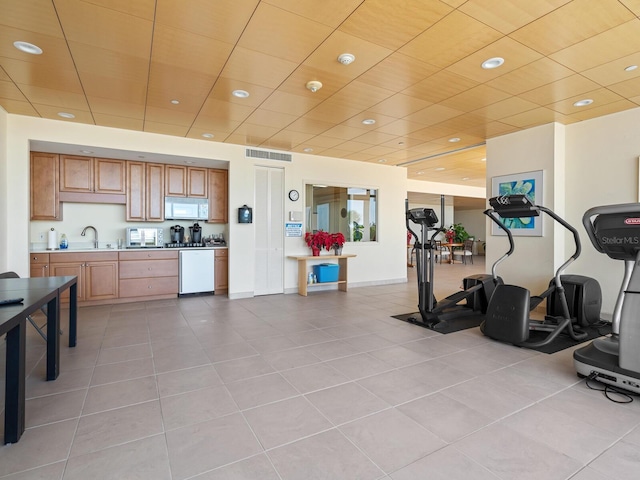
148 267 152 271
148 285 152 289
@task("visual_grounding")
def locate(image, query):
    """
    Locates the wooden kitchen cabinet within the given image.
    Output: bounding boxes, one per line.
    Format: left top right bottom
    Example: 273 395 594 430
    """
214 249 228 294
30 152 61 220
60 155 93 193
165 165 208 198
208 169 228 223
94 158 126 194
118 250 178 299
30 253 50 277
49 252 118 302
126 161 164 222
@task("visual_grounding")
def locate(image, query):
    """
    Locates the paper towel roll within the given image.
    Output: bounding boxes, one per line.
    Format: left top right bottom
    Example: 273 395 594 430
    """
47 229 58 250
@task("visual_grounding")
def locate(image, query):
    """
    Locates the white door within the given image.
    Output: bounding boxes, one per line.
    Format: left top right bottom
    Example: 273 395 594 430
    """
254 166 284 295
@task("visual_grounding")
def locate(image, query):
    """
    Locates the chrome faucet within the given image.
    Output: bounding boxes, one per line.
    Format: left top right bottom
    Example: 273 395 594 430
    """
81 225 99 248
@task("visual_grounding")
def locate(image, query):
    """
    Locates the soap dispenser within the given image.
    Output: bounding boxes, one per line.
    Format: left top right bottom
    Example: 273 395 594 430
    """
60 233 68 249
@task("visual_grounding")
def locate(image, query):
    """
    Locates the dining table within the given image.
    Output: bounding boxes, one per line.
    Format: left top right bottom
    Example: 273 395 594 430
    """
440 243 463 264
0 275 77 444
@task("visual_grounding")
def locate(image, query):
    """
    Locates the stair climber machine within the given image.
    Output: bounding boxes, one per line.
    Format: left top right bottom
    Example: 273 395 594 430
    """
405 200 500 331
574 203 640 394
481 194 600 348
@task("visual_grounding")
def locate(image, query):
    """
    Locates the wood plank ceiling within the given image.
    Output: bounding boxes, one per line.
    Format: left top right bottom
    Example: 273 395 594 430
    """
3 0 640 188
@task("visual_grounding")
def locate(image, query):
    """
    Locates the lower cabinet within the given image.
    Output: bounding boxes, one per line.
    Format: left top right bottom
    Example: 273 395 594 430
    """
214 249 228 294
30 253 50 277
49 252 118 302
118 250 178 299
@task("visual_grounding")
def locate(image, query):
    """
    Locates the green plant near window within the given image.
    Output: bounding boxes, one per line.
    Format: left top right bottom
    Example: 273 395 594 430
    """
448 223 472 243
352 221 364 241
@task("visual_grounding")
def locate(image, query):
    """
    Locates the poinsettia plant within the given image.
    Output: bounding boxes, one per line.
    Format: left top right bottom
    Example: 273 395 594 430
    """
305 230 332 251
330 232 345 249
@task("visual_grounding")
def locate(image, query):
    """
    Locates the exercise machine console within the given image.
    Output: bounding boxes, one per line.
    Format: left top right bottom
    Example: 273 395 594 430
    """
482 194 597 348
574 203 640 393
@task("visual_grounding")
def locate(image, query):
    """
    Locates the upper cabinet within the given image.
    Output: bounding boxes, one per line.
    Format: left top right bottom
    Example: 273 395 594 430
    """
59 155 126 204
126 161 165 222
31 152 61 220
31 151 227 223
165 165 208 198
208 169 228 223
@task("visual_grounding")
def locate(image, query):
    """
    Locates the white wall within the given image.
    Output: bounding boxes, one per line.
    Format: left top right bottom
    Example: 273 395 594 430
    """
486 123 563 296
564 108 640 314
454 209 485 242
5 114 408 298
0 107 7 272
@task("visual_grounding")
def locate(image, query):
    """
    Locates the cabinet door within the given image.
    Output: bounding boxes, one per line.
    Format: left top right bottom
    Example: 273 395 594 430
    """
187 167 208 198
95 158 125 194
208 169 228 223
30 152 61 220
50 262 85 302
85 261 119 301
126 161 145 221
60 155 93 192
146 163 165 221
30 253 50 278
214 250 228 293
165 165 186 197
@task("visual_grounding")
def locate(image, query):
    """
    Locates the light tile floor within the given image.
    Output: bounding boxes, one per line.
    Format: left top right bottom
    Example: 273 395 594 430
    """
1 257 639 479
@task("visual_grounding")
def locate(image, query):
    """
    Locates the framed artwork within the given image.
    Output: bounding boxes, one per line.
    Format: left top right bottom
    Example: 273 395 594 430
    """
490 170 543 236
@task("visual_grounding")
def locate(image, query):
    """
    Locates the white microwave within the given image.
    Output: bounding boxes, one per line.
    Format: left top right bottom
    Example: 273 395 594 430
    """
165 197 208 220
126 227 164 248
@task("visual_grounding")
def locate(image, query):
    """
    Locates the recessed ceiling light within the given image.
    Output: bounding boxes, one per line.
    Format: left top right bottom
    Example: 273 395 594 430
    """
378 159 387 163
303 147 314 152
625 65 638 72
416 171 424 175
201 133 214 138
232 90 249 98
79 150 93 154
435 167 445 171
448 137 461 143
362 119 376 125
58 112 75 119
137 155 145 159
337 53 355 65
184 161 195 164
13 41 42 55
462 177 470 181
306 81 322 93
398 141 405 146
573 99 593 107
170 99 180 105
481 158 486 162
481 57 504 69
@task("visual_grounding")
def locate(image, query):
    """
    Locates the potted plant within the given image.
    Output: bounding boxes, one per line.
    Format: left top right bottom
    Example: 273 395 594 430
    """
330 232 345 255
304 230 331 256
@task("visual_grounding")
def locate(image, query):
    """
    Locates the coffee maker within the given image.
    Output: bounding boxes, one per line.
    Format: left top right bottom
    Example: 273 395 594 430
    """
190 223 202 244
170 225 184 243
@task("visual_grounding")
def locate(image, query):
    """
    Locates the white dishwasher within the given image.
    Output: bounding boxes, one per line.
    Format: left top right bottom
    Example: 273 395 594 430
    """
179 249 215 295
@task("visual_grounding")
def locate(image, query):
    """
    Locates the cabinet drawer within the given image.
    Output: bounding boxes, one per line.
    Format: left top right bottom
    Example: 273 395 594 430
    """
119 259 178 279
30 253 50 264
119 276 178 297
50 252 118 263
119 250 178 261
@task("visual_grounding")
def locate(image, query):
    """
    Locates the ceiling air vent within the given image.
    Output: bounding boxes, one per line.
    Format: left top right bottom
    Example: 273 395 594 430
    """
245 148 292 162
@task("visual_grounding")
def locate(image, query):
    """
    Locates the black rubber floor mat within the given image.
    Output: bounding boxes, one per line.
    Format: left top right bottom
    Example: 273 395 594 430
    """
525 323 612 354
391 312 484 334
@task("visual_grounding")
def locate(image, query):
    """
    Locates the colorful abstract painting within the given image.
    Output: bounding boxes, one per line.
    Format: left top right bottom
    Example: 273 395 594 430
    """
491 170 543 236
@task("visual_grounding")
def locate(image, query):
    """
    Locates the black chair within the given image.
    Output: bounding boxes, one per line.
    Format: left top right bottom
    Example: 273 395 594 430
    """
0 271 57 341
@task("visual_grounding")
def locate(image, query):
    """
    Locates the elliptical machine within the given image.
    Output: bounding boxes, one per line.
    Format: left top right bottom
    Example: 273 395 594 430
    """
481 194 598 348
405 201 499 331
574 203 640 394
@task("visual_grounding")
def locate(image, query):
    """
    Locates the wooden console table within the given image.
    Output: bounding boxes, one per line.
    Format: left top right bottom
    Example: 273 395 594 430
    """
288 254 356 296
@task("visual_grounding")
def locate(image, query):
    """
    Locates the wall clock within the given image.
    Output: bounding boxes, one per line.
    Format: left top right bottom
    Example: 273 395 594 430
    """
288 189 299 201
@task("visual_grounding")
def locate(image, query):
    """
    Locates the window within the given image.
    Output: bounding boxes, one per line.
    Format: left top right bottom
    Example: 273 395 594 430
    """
305 184 377 242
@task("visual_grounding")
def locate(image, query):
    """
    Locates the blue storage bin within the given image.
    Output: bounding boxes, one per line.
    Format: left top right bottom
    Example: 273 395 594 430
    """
313 263 339 283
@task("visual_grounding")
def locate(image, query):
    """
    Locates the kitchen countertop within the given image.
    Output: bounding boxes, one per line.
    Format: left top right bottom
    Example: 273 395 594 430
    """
31 246 228 253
